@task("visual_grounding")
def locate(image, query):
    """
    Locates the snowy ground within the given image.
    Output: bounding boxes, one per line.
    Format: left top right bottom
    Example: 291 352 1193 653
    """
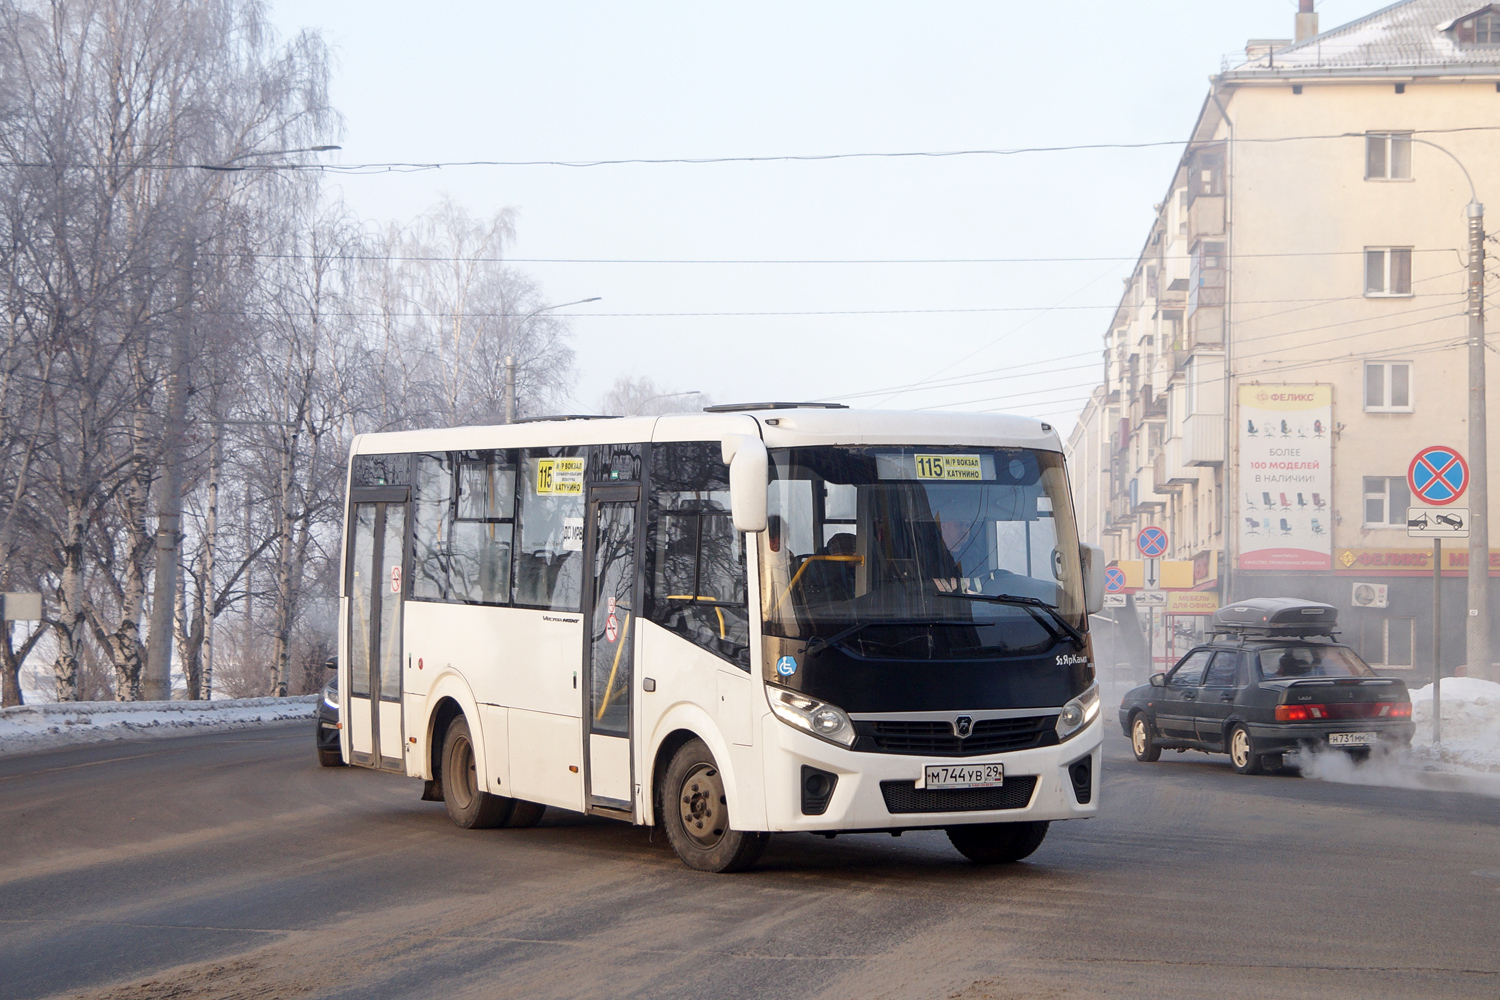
0 696 317 756
1408 676 1500 771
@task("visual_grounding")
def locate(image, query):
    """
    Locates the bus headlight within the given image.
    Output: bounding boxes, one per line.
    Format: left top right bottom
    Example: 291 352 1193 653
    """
1055 683 1100 743
767 687 856 747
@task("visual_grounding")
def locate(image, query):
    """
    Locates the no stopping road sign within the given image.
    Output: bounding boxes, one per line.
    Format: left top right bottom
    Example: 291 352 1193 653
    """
1408 446 1468 506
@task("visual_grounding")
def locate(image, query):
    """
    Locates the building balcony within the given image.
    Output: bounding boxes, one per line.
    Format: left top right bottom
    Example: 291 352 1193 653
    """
1188 195 1224 239
1182 412 1225 466
1152 441 1198 495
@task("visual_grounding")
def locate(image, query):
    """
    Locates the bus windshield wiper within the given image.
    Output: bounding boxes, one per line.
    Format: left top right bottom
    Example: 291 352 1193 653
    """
804 622 877 656
934 591 1085 648
803 619 977 656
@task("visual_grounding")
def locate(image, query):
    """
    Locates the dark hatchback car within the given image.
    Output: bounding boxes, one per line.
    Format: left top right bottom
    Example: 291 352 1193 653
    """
1118 598 1414 774
316 658 343 767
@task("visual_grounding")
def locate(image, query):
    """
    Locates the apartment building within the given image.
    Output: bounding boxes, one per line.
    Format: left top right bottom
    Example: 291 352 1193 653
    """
1067 0 1500 677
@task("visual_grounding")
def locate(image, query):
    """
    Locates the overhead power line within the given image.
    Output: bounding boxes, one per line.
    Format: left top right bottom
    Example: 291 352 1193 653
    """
199 248 1461 266
9 124 1500 172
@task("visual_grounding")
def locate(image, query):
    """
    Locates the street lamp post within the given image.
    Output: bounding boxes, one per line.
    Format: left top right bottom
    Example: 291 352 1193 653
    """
502 297 601 423
1410 138 1488 681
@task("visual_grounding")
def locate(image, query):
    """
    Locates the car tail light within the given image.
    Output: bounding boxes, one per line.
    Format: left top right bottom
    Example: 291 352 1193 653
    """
1276 704 1328 721
1388 702 1412 718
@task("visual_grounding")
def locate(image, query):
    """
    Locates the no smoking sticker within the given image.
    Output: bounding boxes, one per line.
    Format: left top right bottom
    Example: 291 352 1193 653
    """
605 614 619 643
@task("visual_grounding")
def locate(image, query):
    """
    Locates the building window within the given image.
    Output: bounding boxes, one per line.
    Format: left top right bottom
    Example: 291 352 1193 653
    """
1360 617 1414 669
1456 10 1500 43
1365 132 1412 179
1363 476 1411 527
1364 247 1412 296
1364 361 1412 412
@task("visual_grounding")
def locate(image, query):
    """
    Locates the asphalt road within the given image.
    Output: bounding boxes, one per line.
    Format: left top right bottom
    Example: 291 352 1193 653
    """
2 723 1499 1000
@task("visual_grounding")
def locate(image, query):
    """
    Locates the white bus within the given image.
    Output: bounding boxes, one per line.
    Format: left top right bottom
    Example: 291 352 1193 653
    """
336 404 1106 872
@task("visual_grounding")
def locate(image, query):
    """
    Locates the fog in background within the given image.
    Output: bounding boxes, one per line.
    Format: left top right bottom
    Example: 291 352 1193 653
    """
266 1 1378 425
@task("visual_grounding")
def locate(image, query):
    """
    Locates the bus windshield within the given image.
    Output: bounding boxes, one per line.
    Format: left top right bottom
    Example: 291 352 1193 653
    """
759 446 1085 659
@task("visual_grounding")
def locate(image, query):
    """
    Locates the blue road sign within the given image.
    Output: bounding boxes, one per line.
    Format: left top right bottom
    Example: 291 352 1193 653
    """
1137 526 1169 559
1408 446 1469 506
1104 567 1127 593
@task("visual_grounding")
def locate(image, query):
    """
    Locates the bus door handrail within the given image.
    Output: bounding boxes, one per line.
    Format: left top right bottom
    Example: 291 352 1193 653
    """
595 610 632 721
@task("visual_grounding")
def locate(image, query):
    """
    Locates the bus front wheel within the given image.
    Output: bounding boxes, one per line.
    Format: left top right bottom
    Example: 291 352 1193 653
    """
441 716 513 829
660 738 768 873
946 821 1049 864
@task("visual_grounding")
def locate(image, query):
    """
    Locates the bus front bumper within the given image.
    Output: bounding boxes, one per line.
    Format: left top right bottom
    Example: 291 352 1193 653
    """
759 714 1102 832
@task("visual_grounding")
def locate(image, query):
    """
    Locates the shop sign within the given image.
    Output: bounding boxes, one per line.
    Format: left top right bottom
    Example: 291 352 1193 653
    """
1167 592 1219 615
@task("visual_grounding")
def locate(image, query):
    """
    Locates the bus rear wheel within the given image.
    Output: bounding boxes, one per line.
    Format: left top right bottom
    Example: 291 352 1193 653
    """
946 821 1049 864
660 738 767 873
441 716 514 829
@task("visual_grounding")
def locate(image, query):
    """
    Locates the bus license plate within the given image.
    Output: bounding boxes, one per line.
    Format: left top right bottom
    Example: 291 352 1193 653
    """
1328 732 1377 746
921 762 1004 789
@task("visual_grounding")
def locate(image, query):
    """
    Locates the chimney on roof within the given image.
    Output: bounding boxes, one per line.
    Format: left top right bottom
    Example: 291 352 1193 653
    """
1295 0 1319 43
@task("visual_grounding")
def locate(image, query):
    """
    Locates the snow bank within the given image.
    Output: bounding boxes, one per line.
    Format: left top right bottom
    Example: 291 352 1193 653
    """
0 695 317 755
1409 677 1500 771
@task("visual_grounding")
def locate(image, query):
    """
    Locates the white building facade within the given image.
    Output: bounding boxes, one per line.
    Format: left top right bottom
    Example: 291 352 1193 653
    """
1067 0 1500 678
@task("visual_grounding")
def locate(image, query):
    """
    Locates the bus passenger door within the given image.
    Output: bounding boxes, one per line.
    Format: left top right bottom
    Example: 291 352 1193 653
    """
347 495 408 771
583 486 640 815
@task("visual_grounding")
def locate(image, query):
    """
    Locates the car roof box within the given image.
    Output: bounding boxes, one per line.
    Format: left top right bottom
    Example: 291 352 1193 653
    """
1211 598 1339 637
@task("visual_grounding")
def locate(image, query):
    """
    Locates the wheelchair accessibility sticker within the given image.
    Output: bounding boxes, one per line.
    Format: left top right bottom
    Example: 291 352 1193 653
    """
776 656 798 677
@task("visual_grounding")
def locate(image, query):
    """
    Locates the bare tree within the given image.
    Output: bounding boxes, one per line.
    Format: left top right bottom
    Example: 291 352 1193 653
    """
599 376 711 416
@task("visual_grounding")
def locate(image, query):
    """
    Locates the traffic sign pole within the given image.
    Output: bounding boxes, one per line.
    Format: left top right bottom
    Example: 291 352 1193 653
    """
1434 537 1442 747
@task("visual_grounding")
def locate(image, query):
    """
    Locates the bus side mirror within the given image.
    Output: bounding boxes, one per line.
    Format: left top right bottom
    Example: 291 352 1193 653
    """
722 435 768 533
1080 543 1106 616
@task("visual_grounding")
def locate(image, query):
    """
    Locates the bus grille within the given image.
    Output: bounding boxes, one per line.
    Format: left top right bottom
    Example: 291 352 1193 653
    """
879 776 1038 814
855 716 1059 756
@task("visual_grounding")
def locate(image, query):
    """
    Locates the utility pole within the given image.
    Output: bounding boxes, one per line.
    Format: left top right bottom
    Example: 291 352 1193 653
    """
1466 200 1490 680
144 235 195 701
504 355 516 424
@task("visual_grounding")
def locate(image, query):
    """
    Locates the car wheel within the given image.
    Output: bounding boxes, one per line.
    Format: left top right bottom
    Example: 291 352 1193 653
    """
1228 724 1264 775
317 745 345 768
441 716 514 829
946 821 1050 864
1130 713 1161 762
660 738 767 873
506 800 547 828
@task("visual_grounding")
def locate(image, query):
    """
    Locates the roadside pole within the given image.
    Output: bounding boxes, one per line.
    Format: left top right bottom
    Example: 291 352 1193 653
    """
1465 201 1490 683
1433 537 1442 746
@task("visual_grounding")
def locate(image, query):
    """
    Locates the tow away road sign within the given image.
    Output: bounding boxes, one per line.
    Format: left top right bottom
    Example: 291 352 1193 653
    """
1407 506 1470 539
1408 446 1468 506
1135 591 1168 607
1103 593 1127 609
1137 526 1169 559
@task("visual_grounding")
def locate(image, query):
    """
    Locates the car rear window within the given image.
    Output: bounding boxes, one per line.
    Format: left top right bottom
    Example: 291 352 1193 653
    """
1256 646 1375 679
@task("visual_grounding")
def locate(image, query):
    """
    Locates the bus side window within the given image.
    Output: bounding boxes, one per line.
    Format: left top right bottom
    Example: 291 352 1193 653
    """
451 452 515 605
514 448 586 611
647 442 751 670
411 453 455 601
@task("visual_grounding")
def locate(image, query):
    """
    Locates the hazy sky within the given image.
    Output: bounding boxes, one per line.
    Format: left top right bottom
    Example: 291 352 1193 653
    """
265 1 1377 426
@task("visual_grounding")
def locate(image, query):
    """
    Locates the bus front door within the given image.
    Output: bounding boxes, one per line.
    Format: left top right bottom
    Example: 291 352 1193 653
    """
583 486 640 815
346 497 407 771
